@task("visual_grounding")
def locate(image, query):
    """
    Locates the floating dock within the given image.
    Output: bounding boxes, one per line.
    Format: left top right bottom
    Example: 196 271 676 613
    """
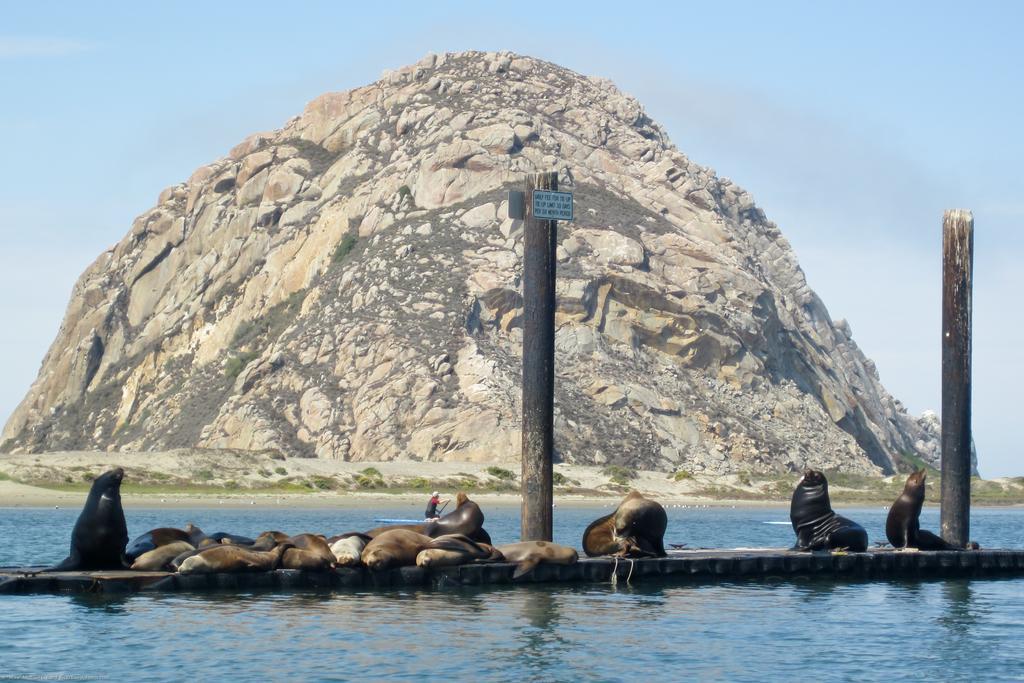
3 548 1024 595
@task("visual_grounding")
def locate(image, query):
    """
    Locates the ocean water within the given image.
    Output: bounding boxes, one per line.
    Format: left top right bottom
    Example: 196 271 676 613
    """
1 504 1022 681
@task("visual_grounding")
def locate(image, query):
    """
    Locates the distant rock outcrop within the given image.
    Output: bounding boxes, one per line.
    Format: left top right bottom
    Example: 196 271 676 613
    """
2 51 944 475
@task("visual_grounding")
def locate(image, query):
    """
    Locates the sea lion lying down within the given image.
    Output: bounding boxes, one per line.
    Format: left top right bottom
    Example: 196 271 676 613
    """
362 529 503 571
363 492 492 543
582 491 667 558
497 541 578 578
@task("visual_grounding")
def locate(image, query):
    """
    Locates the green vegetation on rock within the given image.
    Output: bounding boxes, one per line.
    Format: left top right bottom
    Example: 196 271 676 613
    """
602 465 636 485
332 233 359 263
486 466 515 480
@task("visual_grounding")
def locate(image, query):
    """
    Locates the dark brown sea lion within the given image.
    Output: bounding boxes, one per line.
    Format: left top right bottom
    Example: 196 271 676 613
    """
43 468 129 572
886 469 960 550
130 541 195 571
497 541 579 579
281 534 335 570
364 492 491 543
362 529 435 571
209 532 256 546
415 534 504 569
177 543 292 574
125 528 192 561
582 491 668 558
790 469 868 552
249 531 292 550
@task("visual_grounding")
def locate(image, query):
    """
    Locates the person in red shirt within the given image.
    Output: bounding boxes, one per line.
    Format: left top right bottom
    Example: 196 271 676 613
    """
424 491 449 519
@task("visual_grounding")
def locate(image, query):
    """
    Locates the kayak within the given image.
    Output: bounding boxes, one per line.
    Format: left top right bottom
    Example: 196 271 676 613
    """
372 518 433 524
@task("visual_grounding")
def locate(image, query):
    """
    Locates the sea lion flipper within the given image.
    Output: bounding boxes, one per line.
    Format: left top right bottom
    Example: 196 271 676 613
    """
915 530 959 551
41 554 80 573
513 558 541 579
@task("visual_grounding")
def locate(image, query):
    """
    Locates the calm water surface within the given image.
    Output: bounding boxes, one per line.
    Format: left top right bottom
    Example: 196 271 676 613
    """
1 504 1022 681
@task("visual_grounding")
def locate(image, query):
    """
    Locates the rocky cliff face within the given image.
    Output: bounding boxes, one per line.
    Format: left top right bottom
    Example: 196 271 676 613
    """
2 51 943 476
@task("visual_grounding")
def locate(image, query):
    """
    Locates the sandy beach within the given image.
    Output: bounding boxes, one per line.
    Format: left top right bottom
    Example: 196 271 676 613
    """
1 449 1020 508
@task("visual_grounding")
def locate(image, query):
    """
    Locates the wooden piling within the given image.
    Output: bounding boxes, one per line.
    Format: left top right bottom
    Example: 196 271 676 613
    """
521 171 558 542
940 209 974 548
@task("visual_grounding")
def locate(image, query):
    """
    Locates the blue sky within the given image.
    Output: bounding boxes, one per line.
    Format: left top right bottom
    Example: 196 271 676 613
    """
1 1 1021 475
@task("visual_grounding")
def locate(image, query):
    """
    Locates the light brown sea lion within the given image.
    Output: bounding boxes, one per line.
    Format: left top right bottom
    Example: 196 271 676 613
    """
281 534 335 571
497 541 579 578
886 469 960 550
177 543 291 574
125 528 192 561
583 491 668 558
330 534 371 567
415 534 504 569
130 541 195 571
364 492 491 543
362 529 435 571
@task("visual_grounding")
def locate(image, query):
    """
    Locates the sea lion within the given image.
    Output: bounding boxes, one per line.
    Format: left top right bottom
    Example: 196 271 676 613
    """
209 532 256 546
249 531 292 551
330 534 371 567
365 492 491 542
582 491 668 558
281 534 335 571
497 541 579 579
184 523 212 548
790 469 869 552
130 541 195 571
125 528 192 561
886 469 959 550
43 468 129 572
415 534 504 569
177 543 292 574
362 529 435 571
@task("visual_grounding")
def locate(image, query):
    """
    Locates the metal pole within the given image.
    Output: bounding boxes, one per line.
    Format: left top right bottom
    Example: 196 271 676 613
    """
940 209 973 548
521 171 557 542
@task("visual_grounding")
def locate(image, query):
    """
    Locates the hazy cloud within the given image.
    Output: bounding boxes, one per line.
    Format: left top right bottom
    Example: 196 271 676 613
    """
0 36 97 58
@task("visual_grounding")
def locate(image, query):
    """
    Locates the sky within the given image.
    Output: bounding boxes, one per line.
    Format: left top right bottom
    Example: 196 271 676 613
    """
1 1 1021 476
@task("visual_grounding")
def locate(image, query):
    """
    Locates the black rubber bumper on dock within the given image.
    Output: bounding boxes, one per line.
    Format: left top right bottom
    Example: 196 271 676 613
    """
2 548 1023 595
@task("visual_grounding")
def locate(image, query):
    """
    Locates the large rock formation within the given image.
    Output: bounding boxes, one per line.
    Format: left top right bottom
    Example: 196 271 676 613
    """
2 51 943 476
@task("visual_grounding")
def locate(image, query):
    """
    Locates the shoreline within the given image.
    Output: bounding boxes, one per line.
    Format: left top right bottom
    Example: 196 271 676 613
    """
2 479 1020 511
2 450 1023 509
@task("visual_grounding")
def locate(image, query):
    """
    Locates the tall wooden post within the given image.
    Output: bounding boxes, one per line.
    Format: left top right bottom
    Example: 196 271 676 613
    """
521 171 558 542
940 209 973 548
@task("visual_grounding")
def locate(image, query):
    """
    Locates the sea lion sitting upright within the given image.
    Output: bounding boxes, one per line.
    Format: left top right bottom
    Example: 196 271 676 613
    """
582 491 668 558
362 529 435 571
497 541 579 578
414 534 504 569
177 543 292 574
43 468 129 572
790 469 868 552
886 469 959 550
125 528 192 562
130 541 195 571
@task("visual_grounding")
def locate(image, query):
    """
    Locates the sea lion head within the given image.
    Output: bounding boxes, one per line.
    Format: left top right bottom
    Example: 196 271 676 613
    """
800 469 826 487
362 546 393 571
902 468 927 499
456 492 470 508
93 467 124 491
